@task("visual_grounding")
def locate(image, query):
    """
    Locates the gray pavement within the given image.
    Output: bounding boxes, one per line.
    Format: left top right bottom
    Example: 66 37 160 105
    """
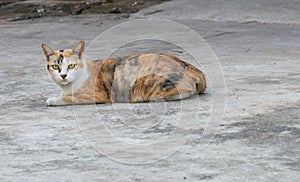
0 0 300 181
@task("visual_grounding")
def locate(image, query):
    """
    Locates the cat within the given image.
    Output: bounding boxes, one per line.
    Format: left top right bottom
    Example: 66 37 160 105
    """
42 41 206 106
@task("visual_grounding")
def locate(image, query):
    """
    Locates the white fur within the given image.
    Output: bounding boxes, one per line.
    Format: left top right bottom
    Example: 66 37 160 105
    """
46 97 66 106
47 58 88 106
50 57 78 87
60 58 88 95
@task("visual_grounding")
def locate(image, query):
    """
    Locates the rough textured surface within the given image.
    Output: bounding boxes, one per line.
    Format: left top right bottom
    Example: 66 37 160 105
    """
0 0 170 21
0 0 300 181
133 0 300 24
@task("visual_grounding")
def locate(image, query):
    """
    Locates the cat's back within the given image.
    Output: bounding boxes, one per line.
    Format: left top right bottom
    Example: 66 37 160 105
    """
88 53 189 75
112 53 188 73
85 54 206 103
99 54 190 82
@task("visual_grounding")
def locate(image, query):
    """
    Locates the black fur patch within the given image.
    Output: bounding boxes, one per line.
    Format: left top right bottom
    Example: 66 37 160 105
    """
59 49 64 52
108 64 116 77
160 79 175 91
182 61 190 67
57 55 63 64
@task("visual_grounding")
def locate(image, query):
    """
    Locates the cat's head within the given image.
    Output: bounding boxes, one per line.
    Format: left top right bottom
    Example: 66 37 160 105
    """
42 41 85 86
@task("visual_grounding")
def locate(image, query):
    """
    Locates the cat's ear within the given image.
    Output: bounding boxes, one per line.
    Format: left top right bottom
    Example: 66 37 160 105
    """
72 41 85 59
41 44 54 61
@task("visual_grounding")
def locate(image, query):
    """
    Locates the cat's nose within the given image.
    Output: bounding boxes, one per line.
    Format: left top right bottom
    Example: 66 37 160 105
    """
60 74 67 79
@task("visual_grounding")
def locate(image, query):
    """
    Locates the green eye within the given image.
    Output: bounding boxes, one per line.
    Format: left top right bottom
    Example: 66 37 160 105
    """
52 65 59 70
68 64 76 69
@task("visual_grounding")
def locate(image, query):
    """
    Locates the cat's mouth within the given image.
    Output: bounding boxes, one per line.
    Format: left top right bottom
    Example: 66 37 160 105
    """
59 79 70 85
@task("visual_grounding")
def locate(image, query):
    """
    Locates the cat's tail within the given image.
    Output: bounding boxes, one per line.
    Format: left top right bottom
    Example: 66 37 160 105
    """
186 65 207 94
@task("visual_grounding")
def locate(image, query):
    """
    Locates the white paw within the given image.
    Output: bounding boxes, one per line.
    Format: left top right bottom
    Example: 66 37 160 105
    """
46 97 66 106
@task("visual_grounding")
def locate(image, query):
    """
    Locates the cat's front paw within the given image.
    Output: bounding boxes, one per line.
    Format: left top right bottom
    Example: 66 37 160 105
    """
46 97 66 106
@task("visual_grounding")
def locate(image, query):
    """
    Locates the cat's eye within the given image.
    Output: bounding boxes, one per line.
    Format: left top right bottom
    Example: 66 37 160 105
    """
68 64 76 69
51 65 59 70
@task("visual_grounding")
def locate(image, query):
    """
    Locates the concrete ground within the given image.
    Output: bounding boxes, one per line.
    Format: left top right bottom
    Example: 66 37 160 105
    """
0 0 299 181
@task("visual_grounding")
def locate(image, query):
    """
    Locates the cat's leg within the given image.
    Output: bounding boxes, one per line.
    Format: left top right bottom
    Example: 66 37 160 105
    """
46 97 67 106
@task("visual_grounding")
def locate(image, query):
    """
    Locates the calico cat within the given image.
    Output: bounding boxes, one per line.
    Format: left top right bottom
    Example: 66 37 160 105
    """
42 41 206 106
